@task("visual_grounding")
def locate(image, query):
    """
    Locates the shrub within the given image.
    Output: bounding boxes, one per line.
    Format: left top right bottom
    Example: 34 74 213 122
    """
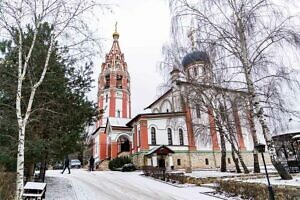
108 156 132 170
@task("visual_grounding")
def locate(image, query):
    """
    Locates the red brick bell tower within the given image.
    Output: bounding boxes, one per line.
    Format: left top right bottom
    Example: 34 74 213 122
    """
95 24 131 161
97 24 131 127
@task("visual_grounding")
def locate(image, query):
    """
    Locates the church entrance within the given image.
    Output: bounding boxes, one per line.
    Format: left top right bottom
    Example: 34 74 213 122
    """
158 158 165 168
118 135 130 152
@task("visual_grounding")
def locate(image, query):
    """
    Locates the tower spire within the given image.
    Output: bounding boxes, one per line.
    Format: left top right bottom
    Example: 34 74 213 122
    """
113 21 119 40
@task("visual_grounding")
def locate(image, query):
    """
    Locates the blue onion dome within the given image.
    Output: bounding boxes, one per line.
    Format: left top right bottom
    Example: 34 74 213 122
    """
182 51 210 68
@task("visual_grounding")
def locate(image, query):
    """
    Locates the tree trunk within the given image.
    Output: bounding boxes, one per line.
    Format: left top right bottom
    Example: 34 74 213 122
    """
237 15 292 179
235 149 249 174
247 110 260 173
40 160 47 182
26 162 35 182
228 128 249 173
246 75 292 179
16 127 25 200
215 115 226 172
231 145 242 173
220 131 227 172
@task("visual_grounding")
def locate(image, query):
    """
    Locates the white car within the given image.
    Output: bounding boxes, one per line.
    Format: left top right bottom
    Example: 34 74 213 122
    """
70 159 81 168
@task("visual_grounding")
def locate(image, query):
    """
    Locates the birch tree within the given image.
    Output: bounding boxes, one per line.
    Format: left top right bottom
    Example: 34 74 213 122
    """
0 0 105 199
168 0 300 179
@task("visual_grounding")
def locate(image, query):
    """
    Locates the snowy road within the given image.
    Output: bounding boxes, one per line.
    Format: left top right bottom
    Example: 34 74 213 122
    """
45 169 222 200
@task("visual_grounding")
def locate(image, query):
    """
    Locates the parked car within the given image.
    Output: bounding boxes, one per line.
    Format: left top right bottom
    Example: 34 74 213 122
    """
52 162 63 170
70 159 81 168
121 163 136 172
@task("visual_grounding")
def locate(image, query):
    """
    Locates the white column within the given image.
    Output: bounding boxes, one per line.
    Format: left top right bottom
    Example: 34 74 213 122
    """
169 155 174 166
147 157 152 166
168 154 174 168
152 154 158 167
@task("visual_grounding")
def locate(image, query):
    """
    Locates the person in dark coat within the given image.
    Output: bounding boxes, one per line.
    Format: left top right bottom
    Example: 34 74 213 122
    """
89 156 95 171
61 156 71 174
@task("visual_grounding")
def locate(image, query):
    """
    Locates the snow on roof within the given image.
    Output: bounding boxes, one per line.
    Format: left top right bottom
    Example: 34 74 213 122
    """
144 88 172 110
108 117 131 127
292 134 300 140
145 145 175 156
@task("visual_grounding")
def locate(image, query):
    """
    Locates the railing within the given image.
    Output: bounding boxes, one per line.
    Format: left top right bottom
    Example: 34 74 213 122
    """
142 166 185 184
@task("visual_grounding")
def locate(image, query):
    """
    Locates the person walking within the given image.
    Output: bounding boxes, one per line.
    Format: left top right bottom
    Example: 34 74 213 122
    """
61 156 71 174
89 156 95 171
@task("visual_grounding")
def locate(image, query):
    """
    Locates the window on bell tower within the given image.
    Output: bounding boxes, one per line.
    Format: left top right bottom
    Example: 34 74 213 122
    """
193 67 198 76
105 74 110 89
116 74 122 89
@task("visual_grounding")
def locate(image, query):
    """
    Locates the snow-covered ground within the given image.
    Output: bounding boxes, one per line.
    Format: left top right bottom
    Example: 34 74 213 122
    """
188 170 240 178
244 174 300 186
187 165 278 179
45 169 235 200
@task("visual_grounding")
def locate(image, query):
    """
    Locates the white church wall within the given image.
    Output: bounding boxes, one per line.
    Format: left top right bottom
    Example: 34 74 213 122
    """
148 88 184 114
115 90 123 117
160 99 173 113
195 128 212 150
146 116 188 150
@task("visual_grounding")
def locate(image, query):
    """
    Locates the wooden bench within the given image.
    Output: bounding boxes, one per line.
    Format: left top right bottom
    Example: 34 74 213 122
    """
22 182 47 200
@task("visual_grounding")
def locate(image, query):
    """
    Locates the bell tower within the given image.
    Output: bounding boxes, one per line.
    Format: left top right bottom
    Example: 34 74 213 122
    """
97 24 131 127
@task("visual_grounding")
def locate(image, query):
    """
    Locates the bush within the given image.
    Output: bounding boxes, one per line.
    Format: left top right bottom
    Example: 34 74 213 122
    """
108 156 132 171
216 180 300 200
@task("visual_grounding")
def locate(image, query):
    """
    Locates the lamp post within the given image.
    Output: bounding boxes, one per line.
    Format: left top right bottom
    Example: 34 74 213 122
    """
255 143 275 200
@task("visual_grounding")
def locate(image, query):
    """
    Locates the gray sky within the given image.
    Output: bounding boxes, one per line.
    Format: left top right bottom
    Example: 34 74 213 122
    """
89 0 170 117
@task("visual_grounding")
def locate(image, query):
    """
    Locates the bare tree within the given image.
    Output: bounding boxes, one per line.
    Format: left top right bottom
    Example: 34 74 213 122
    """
179 79 250 173
168 0 300 179
0 0 107 199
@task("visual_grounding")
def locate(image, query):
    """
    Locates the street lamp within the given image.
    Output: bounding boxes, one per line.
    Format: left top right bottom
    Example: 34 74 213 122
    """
255 143 275 200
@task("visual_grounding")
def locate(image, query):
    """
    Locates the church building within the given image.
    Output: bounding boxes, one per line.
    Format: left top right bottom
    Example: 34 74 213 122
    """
93 27 132 163
92 28 264 170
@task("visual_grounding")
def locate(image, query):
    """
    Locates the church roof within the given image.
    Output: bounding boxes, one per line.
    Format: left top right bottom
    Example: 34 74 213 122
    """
145 145 175 156
126 112 185 127
144 88 172 110
182 51 210 68
108 117 131 127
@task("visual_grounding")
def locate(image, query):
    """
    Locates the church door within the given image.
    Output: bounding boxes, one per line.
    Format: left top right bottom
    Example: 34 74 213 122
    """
121 139 130 152
158 159 165 168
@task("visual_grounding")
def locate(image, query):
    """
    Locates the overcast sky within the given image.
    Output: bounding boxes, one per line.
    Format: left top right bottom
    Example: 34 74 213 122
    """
89 0 170 117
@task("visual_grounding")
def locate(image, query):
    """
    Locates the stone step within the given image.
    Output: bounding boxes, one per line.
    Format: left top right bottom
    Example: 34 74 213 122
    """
96 160 110 171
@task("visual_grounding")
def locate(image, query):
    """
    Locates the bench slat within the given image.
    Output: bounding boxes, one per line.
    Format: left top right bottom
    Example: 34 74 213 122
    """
22 193 43 197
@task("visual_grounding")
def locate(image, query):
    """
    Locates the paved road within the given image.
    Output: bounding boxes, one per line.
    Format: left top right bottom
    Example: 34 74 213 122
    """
46 169 221 200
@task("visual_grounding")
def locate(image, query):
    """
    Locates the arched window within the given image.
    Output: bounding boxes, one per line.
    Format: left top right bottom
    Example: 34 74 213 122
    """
117 110 120 118
167 128 172 145
151 127 156 145
105 94 108 103
179 129 184 145
205 158 209 165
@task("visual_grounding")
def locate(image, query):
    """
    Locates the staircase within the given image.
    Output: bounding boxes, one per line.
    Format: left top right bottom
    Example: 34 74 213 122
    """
96 159 110 171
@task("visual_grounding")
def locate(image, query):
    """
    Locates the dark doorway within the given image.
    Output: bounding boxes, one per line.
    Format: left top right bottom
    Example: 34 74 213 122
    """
119 135 130 152
158 159 165 168
121 139 130 152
